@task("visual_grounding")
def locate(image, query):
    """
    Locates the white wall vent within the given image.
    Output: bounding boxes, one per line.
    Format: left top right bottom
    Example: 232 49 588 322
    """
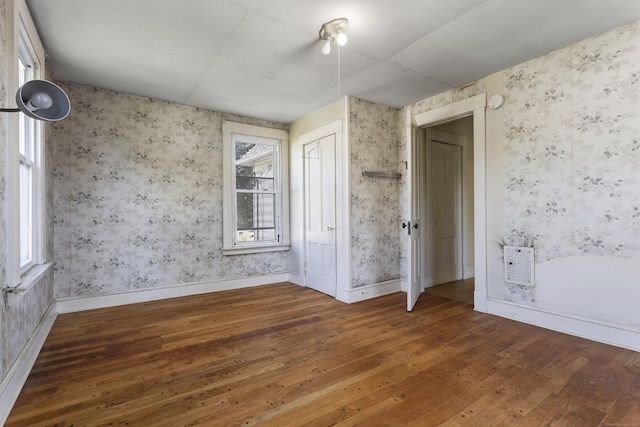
504 246 534 287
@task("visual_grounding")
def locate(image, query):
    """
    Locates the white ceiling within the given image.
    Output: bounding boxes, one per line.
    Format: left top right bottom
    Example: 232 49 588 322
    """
26 0 640 123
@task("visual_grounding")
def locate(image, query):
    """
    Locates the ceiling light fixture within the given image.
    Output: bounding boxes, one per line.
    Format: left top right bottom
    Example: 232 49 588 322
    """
321 40 332 56
0 80 71 121
319 17 348 55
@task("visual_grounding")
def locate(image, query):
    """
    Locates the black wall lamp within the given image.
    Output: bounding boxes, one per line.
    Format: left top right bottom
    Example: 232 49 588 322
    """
0 79 70 121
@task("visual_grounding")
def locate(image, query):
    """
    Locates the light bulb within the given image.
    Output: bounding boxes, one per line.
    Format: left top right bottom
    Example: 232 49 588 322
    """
322 40 332 55
336 32 348 46
27 92 53 111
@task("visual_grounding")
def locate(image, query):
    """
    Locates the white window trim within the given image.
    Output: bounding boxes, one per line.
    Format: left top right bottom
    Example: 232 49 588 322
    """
5 0 47 289
222 122 290 255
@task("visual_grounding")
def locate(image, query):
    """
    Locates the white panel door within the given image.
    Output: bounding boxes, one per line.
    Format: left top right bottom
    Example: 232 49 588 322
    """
407 122 421 311
304 135 336 297
431 141 463 284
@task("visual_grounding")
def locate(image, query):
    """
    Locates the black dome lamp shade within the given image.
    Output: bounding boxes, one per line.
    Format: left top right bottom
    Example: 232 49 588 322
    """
1 79 70 121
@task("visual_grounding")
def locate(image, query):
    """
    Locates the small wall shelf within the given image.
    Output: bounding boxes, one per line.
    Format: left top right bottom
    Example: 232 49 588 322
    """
362 171 401 179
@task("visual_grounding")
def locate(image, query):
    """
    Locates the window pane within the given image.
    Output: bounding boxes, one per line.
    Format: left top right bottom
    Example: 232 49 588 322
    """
236 193 276 243
18 113 26 156
235 141 274 191
18 57 26 85
19 162 33 266
18 58 27 155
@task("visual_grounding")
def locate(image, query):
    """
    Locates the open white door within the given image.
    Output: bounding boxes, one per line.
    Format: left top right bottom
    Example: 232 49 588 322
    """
407 121 421 311
304 135 337 297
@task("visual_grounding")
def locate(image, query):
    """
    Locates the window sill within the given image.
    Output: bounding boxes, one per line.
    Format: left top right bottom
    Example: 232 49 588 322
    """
222 244 290 256
4 262 53 306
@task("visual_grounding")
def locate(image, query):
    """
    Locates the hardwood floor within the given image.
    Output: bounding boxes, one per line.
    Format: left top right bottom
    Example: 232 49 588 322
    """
7 283 640 426
426 278 475 304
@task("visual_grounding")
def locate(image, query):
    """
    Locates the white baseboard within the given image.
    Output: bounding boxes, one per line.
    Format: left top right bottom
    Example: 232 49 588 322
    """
336 279 402 304
400 280 408 293
487 298 640 352
464 266 475 279
473 290 487 313
287 272 303 286
0 301 57 426
57 273 290 313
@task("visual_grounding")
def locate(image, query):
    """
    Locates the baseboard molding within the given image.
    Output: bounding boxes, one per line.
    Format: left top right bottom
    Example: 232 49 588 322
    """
0 300 57 426
487 299 640 352
57 273 290 314
287 272 303 286
336 279 402 304
464 266 475 279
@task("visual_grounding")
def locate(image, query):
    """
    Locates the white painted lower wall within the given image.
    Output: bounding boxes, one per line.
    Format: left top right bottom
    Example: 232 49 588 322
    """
534 256 640 330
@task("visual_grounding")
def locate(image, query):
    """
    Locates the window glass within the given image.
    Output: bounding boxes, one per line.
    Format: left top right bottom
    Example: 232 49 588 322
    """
17 33 39 271
19 161 33 266
233 136 278 245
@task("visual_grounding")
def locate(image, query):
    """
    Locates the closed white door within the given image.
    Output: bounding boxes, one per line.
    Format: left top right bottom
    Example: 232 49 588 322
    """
431 141 463 284
304 135 336 297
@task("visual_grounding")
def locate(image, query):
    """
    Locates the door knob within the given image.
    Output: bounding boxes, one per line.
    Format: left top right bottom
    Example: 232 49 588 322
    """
327 226 335 231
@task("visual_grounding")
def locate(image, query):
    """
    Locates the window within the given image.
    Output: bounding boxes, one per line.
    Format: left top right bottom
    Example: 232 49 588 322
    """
6 0 47 289
223 122 289 255
18 49 39 272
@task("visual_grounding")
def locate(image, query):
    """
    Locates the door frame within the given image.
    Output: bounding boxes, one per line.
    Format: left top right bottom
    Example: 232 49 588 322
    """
298 119 347 299
407 94 487 312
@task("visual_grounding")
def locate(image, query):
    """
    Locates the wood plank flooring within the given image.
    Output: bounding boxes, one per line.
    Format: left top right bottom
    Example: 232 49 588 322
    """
426 278 475 305
7 282 640 426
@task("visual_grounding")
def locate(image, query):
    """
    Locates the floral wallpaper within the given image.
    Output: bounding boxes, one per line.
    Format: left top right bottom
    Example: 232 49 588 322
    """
0 0 56 386
53 83 289 299
349 98 402 287
0 0 9 384
502 21 640 303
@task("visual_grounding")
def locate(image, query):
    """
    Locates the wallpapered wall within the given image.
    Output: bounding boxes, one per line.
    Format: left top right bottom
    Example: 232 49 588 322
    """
0 0 56 386
53 83 289 299
503 21 640 261
501 20 640 304
349 98 402 287
0 0 9 386
405 20 640 311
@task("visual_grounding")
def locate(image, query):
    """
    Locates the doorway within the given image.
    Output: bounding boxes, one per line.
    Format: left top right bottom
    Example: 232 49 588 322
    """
422 117 474 302
406 93 487 312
